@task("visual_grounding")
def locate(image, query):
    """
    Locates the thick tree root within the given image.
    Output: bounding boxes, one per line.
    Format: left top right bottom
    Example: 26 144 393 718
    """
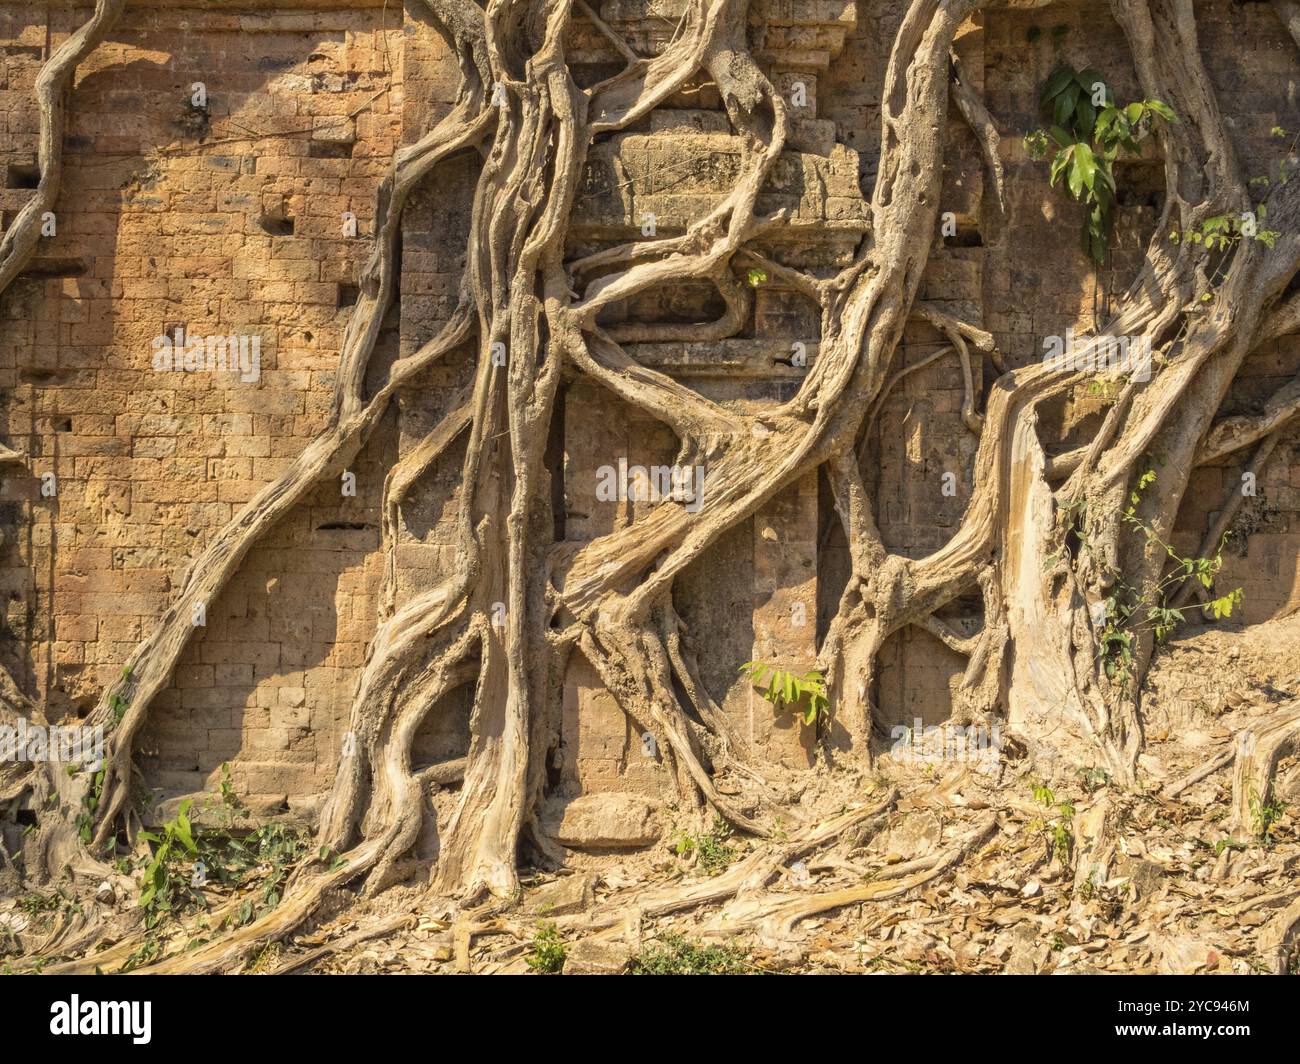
7 0 1300 974
707 812 998 942
1230 700 1300 836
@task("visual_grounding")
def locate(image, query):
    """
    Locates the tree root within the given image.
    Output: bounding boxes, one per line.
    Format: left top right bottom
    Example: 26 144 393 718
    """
1230 699 1300 836
7 0 1300 976
562 788 900 936
706 811 998 942
1258 894 1300 976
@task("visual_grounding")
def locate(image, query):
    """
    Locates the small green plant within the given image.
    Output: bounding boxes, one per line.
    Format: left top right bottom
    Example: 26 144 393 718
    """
16 889 65 916
1074 467 1243 687
1249 788 1287 842
627 933 754 975
318 844 348 871
740 661 828 725
1078 766 1111 793
1169 121 1289 317
108 665 132 724
745 267 767 287
673 815 737 875
217 762 241 812
121 935 163 972
1083 376 1121 401
1024 64 1176 262
137 799 201 929
526 922 566 974
74 763 106 846
1170 208 1279 252
1029 784 1075 864
236 822 311 914
134 778 312 942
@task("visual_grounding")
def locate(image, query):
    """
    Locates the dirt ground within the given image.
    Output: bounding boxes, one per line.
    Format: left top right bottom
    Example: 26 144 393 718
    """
3 612 1297 975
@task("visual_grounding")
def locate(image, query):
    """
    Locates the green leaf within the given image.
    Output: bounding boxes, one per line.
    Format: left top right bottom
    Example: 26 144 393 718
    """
1073 142 1098 191
1074 97 1097 137
174 817 195 855
1147 99 1177 122
1049 148 1071 188
1094 108 1119 141
1054 83 1082 128
1041 65 1077 105
1076 68 1104 92
1067 155 1086 198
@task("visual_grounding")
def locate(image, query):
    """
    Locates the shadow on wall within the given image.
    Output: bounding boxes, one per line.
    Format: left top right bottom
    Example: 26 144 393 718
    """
0 7 405 807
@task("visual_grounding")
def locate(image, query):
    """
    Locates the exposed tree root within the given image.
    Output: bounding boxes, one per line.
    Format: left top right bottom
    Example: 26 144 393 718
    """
562 788 901 936
5 0 1300 974
0 0 126 295
707 812 998 942
1259 895 1300 976
1230 700 1300 836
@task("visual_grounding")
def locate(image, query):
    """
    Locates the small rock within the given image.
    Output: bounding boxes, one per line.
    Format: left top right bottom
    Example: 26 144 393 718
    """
1114 855 1163 899
868 811 941 862
1156 935 1214 974
564 937 630 975
541 794 663 850
428 934 454 962
524 874 594 917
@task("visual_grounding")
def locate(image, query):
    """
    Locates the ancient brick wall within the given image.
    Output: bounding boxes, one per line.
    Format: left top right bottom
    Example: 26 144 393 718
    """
1 1 404 810
1 0 1298 827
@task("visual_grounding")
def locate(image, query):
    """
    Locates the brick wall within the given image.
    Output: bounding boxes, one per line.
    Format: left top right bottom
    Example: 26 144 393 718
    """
1 0 1297 814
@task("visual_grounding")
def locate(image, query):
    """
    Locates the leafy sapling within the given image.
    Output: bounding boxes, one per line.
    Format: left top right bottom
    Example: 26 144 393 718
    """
740 660 829 725
1025 64 1176 262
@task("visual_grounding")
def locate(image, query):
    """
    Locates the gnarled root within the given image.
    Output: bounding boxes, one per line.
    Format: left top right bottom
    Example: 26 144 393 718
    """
1230 699 1300 836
